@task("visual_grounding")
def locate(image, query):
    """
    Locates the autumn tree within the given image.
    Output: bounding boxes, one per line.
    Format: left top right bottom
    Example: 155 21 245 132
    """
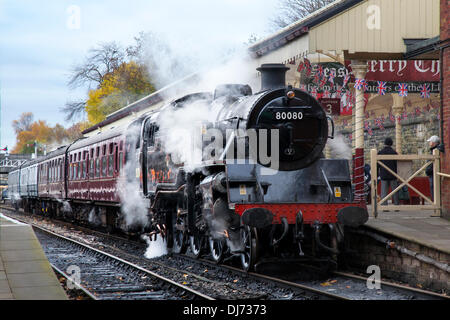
63 40 155 124
68 42 125 89
85 61 155 124
11 113 85 154
271 0 335 29
12 112 33 134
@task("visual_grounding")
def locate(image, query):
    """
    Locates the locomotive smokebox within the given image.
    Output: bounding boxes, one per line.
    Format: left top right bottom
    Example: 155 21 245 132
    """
257 63 289 91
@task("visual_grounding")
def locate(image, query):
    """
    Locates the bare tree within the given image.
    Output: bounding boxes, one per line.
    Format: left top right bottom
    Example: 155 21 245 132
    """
60 101 86 122
64 42 126 121
12 112 33 134
68 42 125 89
271 0 335 29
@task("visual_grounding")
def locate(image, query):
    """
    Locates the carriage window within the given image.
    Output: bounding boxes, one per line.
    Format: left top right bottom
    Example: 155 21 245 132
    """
118 152 123 172
90 159 94 178
102 157 107 177
119 141 123 151
109 143 113 155
108 155 114 177
90 148 94 158
95 158 100 177
81 161 85 179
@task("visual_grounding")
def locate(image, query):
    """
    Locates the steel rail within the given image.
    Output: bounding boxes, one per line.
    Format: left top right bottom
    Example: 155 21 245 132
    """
190 256 349 300
333 271 449 300
2 211 215 301
3 206 448 300
50 264 98 300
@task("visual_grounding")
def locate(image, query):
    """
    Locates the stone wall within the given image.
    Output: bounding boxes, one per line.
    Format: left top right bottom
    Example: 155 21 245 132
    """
330 114 440 175
345 228 449 294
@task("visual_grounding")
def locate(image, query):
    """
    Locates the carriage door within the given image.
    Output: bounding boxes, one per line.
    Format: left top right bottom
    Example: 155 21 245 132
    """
144 121 161 195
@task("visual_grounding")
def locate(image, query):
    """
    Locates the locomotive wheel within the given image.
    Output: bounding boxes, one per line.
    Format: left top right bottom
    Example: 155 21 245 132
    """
208 236 226 263
240 225 258 272
172 214 187 254
189 233 204 258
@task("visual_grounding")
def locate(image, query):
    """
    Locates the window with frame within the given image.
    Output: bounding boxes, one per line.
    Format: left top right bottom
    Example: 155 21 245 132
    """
95 158 100 177
108 155 114 177
90 159 94 178
118 152 123 173
102 156 107 177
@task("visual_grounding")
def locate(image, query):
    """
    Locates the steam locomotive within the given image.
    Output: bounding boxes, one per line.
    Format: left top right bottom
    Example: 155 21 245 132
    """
9 63 368 271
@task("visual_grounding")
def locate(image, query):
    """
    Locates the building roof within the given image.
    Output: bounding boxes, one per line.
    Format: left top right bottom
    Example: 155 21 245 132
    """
248 0 364 57
404 36 442 60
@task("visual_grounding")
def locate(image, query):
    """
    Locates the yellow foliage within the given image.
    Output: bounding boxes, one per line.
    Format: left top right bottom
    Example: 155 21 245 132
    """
85 61 154 125
11 113 86 154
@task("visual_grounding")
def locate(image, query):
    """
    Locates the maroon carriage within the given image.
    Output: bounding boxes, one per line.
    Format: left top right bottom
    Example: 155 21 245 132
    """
67 128 125 203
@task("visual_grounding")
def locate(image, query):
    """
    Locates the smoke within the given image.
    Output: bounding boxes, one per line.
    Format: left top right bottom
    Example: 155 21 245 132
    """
117 124 149 228
55 198 72 213
88 208 102 226
327 134 352 160
46 139 72 153
142 234 167 259
156 99 221 171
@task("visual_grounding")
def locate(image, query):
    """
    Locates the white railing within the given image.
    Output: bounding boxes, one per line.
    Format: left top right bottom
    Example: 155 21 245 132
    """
0 159 28 168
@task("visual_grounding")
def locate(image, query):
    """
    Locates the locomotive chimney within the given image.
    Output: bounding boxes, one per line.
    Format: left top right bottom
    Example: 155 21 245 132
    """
257 63 290 91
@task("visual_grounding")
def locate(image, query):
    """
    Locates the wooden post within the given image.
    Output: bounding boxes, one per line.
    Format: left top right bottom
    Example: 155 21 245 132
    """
432 148 441 217
370 149 378 218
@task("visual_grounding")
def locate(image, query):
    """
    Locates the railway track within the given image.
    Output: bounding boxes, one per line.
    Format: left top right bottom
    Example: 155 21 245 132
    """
32 225 214 300
180 255 449 300
2 207 448 300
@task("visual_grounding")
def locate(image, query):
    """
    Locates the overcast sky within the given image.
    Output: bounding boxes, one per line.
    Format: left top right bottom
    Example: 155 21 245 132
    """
0 0 279 150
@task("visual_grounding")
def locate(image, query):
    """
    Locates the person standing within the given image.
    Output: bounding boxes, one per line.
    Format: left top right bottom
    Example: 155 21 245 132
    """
425 135 445 200
378 137 399 210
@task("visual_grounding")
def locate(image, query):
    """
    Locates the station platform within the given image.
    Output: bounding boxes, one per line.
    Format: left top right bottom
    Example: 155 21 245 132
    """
0 213 67 300
366 208 450 255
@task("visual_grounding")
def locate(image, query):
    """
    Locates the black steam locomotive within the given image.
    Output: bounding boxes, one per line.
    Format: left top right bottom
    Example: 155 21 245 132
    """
145 63 368 270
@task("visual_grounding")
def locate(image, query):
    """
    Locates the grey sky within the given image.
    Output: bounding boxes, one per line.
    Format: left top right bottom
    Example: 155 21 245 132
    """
0 0 278 150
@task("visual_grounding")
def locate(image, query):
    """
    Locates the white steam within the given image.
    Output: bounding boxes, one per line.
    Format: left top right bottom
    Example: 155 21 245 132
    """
142 234 167 259
117 125 149 228
327 134 352 160
157 99 220 171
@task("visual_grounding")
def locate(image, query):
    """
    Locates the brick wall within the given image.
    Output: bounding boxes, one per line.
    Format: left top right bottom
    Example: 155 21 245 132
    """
441 0 450 219
346 229 449 293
